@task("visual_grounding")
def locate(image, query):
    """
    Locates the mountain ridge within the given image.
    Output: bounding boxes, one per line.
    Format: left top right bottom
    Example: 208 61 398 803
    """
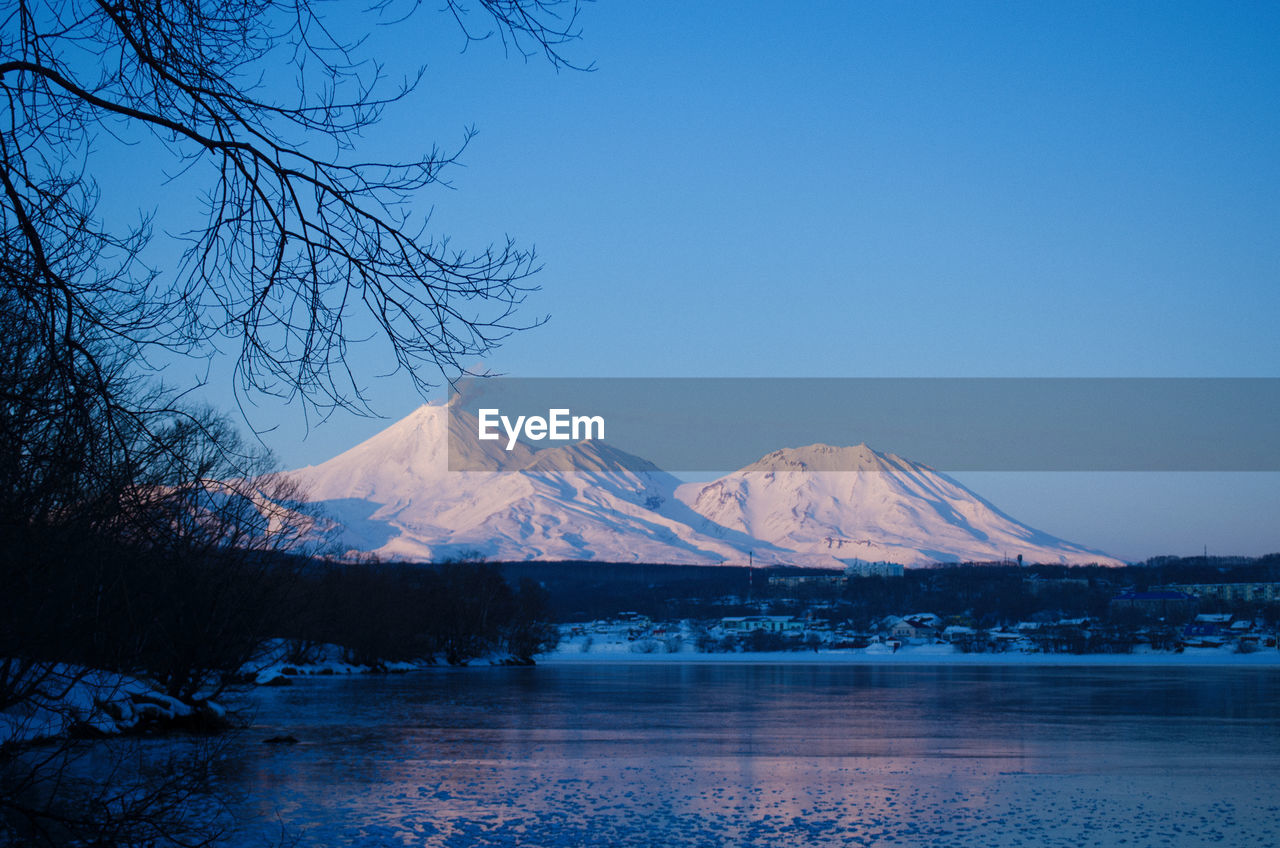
285 403 1123 567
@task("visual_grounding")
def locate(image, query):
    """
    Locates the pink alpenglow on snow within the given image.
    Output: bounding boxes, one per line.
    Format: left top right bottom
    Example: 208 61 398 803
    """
286 404 1122 567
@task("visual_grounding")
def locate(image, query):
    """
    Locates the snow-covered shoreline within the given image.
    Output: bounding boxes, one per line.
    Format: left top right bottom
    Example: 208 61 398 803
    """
537 643 1280 667
0 665 229 746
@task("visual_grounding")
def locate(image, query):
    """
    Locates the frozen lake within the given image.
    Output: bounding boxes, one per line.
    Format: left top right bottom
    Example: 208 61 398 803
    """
218 663 1280 847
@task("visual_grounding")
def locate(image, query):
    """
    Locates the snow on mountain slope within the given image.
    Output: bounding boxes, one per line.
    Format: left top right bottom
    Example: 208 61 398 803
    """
287 404 772 564
286 405 1121 567
675 444 1122 567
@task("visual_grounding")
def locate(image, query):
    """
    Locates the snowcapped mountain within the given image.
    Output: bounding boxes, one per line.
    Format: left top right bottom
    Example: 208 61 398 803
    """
674 444 1120 567
286 404 1122 567
287 405 767 564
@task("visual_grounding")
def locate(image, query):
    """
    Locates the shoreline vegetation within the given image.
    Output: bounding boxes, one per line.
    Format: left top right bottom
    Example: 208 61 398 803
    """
9 554 1280 735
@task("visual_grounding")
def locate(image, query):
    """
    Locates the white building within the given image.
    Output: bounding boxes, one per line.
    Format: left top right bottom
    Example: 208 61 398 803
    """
720 615 805 634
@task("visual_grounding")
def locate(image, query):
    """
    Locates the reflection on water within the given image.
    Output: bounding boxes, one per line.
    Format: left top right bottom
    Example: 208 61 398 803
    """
218 665 1280 846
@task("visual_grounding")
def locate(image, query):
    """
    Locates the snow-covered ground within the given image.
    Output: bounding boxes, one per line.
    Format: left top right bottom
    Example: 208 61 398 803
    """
1 638 509 748
0 665 225 745
246 639 535 685
543 622 1280 666
248 640 421 686
543 645 1280 666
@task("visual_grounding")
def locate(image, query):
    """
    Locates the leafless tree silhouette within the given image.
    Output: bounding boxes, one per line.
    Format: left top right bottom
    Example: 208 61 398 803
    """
1 4 587 843
0 0 587 417
0 289 310 847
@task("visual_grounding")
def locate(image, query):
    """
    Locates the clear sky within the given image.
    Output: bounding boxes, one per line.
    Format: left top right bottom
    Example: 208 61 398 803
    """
162 1 1278 562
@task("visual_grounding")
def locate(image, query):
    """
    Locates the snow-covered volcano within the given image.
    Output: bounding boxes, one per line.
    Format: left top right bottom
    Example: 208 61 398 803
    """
675 444 1119 566
286 405 773 564
286 404 1121 567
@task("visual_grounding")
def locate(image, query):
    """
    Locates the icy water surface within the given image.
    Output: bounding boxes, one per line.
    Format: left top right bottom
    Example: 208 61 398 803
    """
217 664 1280 846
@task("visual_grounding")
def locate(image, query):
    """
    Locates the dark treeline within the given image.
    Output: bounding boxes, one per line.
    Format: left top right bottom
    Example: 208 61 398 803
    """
491 556 1280 627
2 539 557 710
1134 553 1280 588
0 530 298 706
495 562 756 621
0 286 313 705
274 558 558 667
496 562 1114 625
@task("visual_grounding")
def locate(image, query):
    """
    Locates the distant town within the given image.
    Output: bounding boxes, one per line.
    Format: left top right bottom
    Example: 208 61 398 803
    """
509 554 1280 659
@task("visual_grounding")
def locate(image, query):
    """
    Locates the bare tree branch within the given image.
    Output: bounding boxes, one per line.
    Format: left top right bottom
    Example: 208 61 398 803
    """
0 0 585 415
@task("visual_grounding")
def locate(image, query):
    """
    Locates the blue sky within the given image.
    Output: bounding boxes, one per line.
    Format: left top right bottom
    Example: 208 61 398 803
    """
168 1 1278 561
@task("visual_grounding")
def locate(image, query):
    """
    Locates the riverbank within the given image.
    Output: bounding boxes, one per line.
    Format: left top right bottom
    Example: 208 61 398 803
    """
0 665 229 745
539 641 1280 666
